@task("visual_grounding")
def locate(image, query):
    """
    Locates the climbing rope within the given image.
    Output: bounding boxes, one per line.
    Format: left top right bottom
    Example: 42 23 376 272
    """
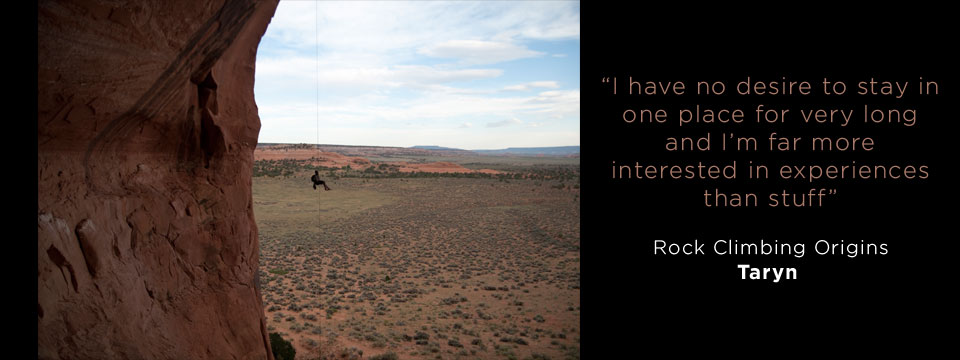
314 1 321 357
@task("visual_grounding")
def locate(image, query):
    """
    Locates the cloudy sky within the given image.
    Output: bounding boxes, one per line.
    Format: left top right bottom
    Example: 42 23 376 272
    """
254 0 580 149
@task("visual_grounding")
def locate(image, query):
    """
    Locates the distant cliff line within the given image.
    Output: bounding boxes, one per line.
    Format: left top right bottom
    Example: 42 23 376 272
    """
257 143 581 156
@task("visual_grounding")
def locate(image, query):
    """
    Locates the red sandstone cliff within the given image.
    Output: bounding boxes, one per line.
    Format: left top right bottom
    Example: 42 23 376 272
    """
38 1 279 358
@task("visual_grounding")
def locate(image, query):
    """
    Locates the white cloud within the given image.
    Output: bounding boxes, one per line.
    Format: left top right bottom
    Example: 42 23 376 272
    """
487 118 523 128
529 90 580 104
502 81 560 91
390 65 502 84
258 89 580 142
487 2 580 41
264 1 580 50
256 57 502 92
419 40 544 65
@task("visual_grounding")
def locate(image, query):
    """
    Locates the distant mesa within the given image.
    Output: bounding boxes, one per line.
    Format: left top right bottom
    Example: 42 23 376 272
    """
257 143 580 158
473 146 580 157
413 145 580 157
411 145 463 151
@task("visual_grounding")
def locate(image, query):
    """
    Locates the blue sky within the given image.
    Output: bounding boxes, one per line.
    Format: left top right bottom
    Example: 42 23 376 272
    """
254 1 580 149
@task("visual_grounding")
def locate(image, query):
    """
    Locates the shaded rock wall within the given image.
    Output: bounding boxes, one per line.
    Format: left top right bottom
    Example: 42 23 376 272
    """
38 1 279 358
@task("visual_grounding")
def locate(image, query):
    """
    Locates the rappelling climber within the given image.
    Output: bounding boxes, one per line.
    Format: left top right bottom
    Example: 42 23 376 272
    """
311 170 331 191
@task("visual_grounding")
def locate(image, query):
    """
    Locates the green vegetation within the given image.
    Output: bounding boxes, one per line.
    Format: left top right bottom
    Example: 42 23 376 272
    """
268 268 288 275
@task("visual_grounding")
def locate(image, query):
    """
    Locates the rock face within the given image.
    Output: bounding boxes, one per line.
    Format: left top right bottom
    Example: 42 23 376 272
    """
38 1 279 359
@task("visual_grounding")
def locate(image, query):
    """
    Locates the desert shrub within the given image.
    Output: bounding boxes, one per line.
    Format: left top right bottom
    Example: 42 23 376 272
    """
499 336 528 345
369 353 399 360
495 345 515 358
339 347 363 360
476 310 493 320
414 331 430 345
269 332 295 360
441 295 467 305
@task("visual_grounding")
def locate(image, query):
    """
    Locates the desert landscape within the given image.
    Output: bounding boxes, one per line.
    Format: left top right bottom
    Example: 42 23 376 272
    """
38 1 579 358
253 145 580 360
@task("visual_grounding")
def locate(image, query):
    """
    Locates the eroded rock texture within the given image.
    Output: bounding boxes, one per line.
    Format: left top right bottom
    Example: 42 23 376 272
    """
38 1 279 358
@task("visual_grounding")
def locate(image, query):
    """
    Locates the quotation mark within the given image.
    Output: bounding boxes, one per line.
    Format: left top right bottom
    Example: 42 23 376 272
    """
602 76 616 94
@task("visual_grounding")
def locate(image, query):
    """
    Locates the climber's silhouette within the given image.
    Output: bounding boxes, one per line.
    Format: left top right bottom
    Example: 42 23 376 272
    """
311 170 331 191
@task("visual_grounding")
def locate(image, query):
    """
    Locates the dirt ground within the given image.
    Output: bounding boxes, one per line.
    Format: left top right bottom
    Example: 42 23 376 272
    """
254 174 580 360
